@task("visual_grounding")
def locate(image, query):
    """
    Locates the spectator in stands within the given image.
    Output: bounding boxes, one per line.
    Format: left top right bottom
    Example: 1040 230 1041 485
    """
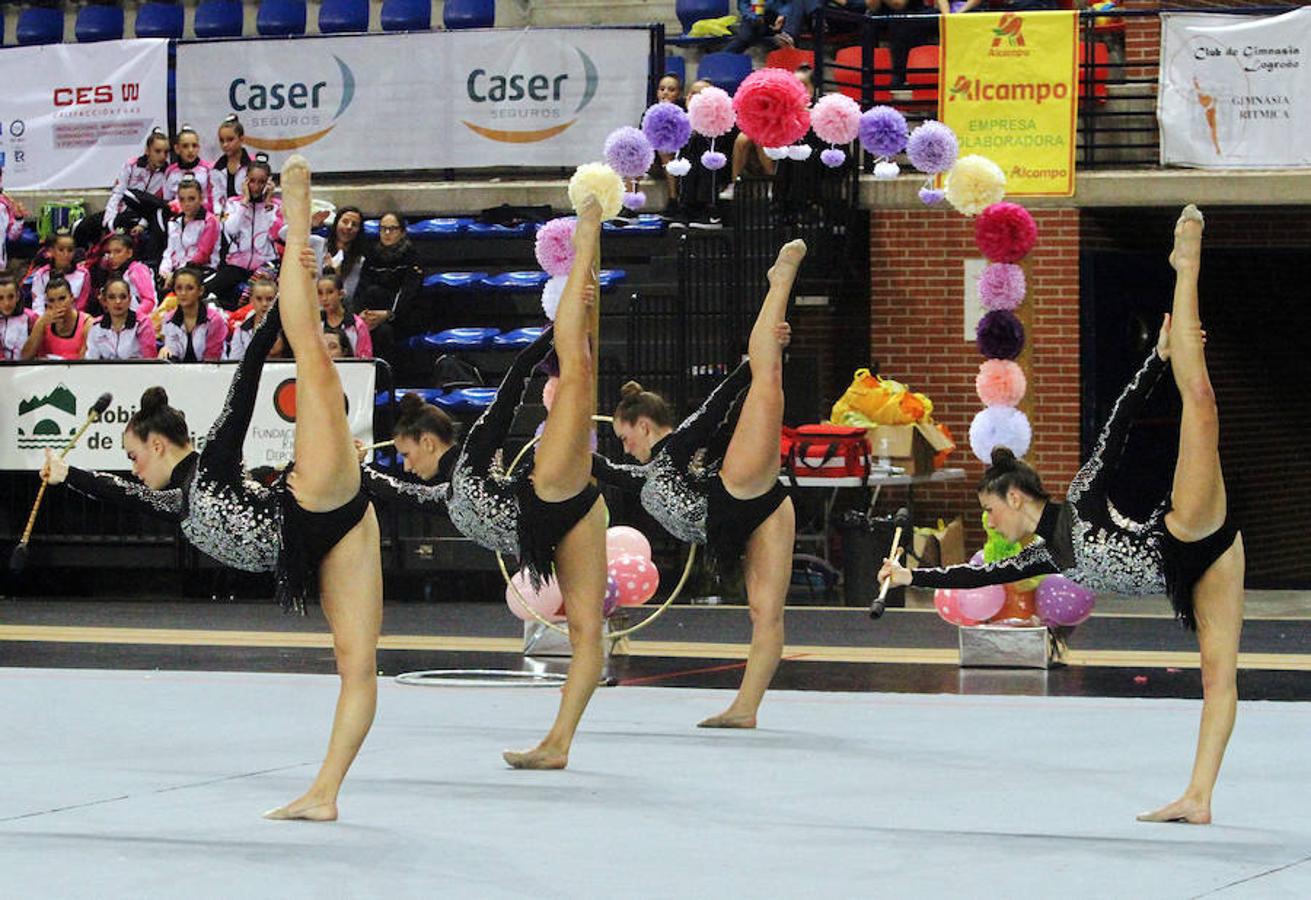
723 66 812 200
0 274 38 360
100 129 169 238
651 73 686 209
322 325 353 360
937 0 983 12
85 276 157 361
354 211 421 362
159 178 221 290
208 155 283 310
213 115 253 215
164 125 216 211
21 277 90 360
725 0 790 53
159 267 228 361
317 274 373 360
670 80 725 229
868 0 939 88
226 275 278 361
0 182 26 274
100 232 158 318
30 228 92 314
323 206 366 301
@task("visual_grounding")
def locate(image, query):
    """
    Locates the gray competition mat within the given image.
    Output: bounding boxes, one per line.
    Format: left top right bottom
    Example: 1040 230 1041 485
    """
2 668 1309 898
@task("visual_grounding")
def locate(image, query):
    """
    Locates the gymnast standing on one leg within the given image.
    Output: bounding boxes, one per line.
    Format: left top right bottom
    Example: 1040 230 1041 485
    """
45 156 384 822
881 206 1244 825
592 239 806 728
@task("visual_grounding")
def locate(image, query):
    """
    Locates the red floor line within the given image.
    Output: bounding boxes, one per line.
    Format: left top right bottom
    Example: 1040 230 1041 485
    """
618 654 810 687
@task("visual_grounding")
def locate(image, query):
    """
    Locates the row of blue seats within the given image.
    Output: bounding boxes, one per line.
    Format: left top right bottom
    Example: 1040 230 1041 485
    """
422 269 626 292
5 0 492 46
361 215 667 240
376 386 497 412
405 325 544 352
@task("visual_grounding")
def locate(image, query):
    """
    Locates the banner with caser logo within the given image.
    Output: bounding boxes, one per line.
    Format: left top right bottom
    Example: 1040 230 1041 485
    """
176 29 651 171
0 39 169 190
0 361 375 471
940 11 1078 196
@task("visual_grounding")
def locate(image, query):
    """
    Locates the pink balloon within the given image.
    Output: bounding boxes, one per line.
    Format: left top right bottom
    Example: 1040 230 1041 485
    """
505 570 565 622
934 588 980 626
956 584 1007 622
606 525 652 562
1035 575 1096 626
603 575 620 617
608 553 659 606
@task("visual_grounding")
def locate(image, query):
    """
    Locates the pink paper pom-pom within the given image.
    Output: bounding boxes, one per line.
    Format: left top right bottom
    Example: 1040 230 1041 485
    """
810 93 862 145
977 262 1026 311
732 68 811 148
534 217 576 278
976 359 1027 407
975 202 1038 263
688 86 736 138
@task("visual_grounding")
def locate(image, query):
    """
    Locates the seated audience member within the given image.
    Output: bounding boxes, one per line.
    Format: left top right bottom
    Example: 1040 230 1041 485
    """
159 267 228 361
318 274 373 359
207 155 282 310
30 228 92 314
98 232 158 318
323 206 366 301
21 277 91 360
212 114 253 214
0 183 26 273
159 177 221 290
101 129 170 242
323 324 353 360
163 125 216 211
225 275 280 361
354 211 422 362
0 274 39 360
725 0 789 53
85 276 157 360
671 80 725 229
724 67 812 200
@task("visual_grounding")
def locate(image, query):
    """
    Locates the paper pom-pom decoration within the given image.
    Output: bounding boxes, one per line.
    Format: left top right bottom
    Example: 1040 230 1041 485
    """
976 359 1027 407
977 262 1026 311
733 68 811 148
534 217 576 278
568 162 625 219
873 160 900 180
945 155 1006 217
622 191 647 211
907 120 959 174
821 148 846 168
666 157 691 177
969 405 1032 463
976 310 1025 360
700 150 727 171
919 186 946 205
787 144 813 161
541 275 567 321
763 146 789 160
642 102 692 153
604 126 655 180
811 93 862 145
688 86 736 138
975 202 1038 263
859 106 908 158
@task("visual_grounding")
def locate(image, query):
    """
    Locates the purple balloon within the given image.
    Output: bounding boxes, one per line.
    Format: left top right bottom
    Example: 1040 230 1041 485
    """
1036 575 1096 626
603 575 620 617
970 550 985 566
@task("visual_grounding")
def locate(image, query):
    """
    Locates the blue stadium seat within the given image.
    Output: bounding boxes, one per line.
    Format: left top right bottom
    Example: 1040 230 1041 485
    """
492 327 546 348
409 217 472 239
677 0 729 33
378 387 444 407
422 271 489 292
12 225 40 255
76 4 124 42
466 221 535 238
597 269 627 289
603 215 666 234
697 52 754 95
481 271 549 291
663 55 687 86
443 0 493 29
420 327 501 350
134 2 185 39
17 6 64 45
318 0 368 33
257 0 307 36
194 0 245 38
444 387 497 412
380 0 430 32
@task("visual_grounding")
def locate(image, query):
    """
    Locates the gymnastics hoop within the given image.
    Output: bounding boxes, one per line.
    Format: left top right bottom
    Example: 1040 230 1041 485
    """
497 414 699 640
395 669 568 688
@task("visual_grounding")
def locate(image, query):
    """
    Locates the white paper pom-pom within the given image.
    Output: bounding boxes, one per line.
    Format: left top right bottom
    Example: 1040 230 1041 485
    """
786 144 812 161
763 146 789 161
873 160 901 180
666 157 692 177
540 275 567 321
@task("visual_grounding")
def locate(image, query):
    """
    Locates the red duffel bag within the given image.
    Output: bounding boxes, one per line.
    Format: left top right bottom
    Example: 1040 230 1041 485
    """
782 424 871 481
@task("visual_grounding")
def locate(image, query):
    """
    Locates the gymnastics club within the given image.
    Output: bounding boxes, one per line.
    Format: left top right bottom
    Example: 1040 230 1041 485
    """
9 393 113 574
870 507 911 620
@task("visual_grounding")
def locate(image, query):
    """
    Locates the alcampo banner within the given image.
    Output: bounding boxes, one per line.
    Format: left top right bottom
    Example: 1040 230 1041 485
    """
940 10 1078 197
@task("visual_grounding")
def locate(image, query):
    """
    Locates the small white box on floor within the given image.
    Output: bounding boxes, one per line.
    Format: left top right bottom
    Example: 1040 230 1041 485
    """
958 625 1054 669
523 619 615 658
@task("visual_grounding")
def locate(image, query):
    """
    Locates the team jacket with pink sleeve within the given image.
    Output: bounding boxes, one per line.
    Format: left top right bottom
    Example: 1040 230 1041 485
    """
164 160 216 207
1 308 38 360
109 260 158 317
222 196 283 272
161 213 222 277
0 198 24 270
85 310 158 360
102 154 169 229
161 304 229 361
30 264 93 314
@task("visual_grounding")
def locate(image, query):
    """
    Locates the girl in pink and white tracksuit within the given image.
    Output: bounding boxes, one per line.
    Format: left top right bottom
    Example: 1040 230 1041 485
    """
101 130 170 232
212 115 252 214
100 233 158 317
160 178 221 287
85 275 157 360
0 273 38 360
0 190 26 272
163 125 216 210
159 267 228 361
30 229 92 313
225 276 279 361
206 155 283 310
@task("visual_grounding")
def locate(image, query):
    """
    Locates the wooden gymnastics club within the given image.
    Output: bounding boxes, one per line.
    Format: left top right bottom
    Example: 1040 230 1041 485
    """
9 392 113 574
359 439 395 453
870 506 911 620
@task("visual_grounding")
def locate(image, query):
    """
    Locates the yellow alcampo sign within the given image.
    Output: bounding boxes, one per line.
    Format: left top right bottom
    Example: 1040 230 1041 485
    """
940 10 1079 196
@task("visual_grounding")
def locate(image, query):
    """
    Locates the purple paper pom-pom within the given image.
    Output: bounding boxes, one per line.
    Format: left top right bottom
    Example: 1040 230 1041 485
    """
907 120 959 174
918 186 946 205
858 106 908 158
975 310 1025 360
821 148 846 168
642 102 692 154
622 191 647 211
604 126 655 180
701 149 727 171
977 262 1026 311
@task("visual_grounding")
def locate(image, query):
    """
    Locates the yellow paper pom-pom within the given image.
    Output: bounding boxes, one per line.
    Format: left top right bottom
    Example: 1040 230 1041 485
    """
568 163 625 220
944 154 1006 217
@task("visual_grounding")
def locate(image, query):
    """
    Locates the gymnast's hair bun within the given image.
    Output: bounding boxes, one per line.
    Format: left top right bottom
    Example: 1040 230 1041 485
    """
619 381 645 400
990 446 1018 470
140 386 171 414
398 392 427 418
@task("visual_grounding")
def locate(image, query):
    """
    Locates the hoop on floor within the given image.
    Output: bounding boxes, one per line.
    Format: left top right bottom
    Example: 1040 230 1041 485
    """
497 414 699 640
395 669 568 688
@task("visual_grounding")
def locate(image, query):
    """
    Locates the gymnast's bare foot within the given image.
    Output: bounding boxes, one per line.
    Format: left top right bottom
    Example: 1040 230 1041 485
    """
263 793 338 822
768 239 807 285
1136 795 1211 825
503 744 569 770
573 196 603 243
1169 204 1204 273
279 154 312 238
697 710 757 729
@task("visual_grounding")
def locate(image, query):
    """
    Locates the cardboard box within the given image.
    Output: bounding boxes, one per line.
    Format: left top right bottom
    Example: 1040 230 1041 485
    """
910 516 966 569
866 422 954 476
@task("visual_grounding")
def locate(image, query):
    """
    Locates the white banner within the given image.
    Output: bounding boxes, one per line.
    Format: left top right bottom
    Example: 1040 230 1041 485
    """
0 39 169 190
175 29 651 172
1159 10 1311 168
0 361 376 471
